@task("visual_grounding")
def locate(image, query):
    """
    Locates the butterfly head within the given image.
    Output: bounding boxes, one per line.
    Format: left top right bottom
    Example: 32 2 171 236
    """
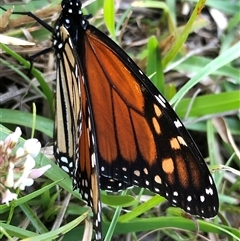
61 0 82 12
61 0 83 25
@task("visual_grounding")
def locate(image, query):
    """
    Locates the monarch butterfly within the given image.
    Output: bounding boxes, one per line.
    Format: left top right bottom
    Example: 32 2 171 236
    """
1 1 219 240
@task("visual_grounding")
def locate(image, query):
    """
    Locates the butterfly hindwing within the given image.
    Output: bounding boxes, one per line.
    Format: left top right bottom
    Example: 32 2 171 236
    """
54 25 102 240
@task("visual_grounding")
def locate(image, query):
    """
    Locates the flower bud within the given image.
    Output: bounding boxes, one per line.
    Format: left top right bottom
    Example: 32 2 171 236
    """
24 139 41 158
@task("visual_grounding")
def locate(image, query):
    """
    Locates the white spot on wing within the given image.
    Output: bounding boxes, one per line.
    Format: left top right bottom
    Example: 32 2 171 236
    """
133 179 139 184
155 94 166 108
187 196 192 202
84 192 88 200
58 43 63 49
209 176 213 185
174 119 182 128
205 187 213 195
134 170 140 176
65 18 70 25
200 195 205 202
62 166 69 173
154 175 162 184
154 187 160 192
61 157 68 163
91 153 96 167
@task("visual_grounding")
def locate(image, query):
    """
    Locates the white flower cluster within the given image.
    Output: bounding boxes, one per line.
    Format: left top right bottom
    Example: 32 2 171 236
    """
0 127 51 205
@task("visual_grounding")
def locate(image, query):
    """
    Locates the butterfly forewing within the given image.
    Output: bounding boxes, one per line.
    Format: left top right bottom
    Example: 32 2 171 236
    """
81 25 218 218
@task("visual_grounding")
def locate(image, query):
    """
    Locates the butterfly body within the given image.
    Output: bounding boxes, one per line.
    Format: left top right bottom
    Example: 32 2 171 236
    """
51 1 219 240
